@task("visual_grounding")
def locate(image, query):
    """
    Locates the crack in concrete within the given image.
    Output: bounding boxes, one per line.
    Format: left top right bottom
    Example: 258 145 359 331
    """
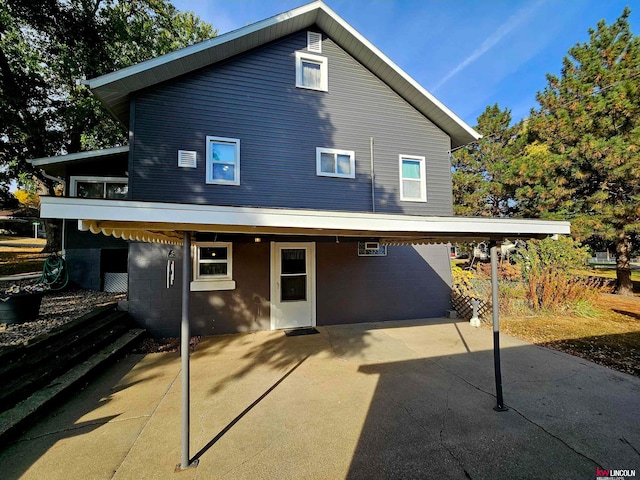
432 359 604 470
111 367 182 479
379 384 473 479
439 385 473 479
216 445 270 479
13 414 152 444
507 404 604 469
620 436 640 458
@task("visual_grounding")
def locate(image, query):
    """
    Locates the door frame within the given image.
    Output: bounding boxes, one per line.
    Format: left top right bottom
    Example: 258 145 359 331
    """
270 242 316 330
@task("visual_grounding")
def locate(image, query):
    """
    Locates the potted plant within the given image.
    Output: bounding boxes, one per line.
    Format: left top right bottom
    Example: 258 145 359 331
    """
0 282 49 324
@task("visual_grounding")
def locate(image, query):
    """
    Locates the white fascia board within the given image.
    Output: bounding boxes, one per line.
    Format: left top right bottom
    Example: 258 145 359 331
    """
84 0 479 145
40 197 571 237
28 146 129 167
85 1 323 90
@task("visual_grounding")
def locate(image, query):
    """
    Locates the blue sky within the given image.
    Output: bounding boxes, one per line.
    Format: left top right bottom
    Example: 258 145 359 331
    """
171 0 637 127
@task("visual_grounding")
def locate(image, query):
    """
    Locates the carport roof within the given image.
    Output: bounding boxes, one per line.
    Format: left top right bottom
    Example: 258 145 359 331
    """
40 196 570 245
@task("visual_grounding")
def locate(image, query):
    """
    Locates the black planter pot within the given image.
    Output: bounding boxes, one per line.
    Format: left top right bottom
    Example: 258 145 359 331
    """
0 291 45 324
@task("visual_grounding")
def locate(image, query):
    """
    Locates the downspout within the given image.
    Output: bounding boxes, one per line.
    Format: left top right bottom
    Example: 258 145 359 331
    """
370 137 376 212
490 241 508 412
180 231 198 469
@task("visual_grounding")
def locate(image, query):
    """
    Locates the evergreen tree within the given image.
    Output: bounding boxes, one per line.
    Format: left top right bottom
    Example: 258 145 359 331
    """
452 104 521 217
529 7 640 295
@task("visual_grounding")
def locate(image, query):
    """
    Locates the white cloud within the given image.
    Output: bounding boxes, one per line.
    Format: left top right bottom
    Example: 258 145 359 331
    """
431 1 544 93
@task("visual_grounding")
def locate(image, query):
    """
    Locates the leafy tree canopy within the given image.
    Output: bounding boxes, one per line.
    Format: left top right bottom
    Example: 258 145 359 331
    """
0 0 215 249
0 0 215 189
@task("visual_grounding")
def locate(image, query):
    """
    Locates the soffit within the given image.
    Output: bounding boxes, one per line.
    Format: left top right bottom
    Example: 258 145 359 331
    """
86 1 479 148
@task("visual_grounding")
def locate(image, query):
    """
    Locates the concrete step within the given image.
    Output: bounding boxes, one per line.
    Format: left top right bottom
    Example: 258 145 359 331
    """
0 328 146 446
0 311 131 412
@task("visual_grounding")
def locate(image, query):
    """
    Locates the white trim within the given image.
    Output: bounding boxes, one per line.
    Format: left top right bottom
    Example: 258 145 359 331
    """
85 1 480 147
86 2 327 90
192 242 233 281
295 51 328 92
40 197 571 238
190 280 236 291
205 136 240 185
270 242 316 330
28 146 129 167
316 147 355 179
69 176 128 198
399 155 427 202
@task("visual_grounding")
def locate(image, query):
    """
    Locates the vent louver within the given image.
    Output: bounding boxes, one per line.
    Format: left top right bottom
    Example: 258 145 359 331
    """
178 150 197 168
307 32 322 53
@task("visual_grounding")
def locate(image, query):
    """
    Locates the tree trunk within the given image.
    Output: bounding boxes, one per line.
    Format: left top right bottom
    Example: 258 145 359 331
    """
615 232 634 296
43 219 62 253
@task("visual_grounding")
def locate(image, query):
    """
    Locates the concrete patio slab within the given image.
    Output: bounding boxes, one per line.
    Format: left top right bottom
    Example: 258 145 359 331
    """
0 317 638 479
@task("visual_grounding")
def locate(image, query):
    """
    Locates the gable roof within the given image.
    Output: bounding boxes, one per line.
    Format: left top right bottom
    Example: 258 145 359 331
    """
86 1 480 148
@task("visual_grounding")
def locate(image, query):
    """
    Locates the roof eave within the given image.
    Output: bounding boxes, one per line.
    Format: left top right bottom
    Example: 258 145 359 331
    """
86 1 479 147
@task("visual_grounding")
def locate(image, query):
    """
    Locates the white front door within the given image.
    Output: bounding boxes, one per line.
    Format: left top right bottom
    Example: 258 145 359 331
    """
270 242 316 330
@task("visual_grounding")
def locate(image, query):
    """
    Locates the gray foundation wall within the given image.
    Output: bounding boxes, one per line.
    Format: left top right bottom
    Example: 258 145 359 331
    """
65 248 101 291
316 243 451 325
128 241 271 337
128 240 451 338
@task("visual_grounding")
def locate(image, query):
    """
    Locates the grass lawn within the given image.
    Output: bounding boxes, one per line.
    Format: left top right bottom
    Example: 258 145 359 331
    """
499 293 640 377
579 266 640 282
0 236 48 276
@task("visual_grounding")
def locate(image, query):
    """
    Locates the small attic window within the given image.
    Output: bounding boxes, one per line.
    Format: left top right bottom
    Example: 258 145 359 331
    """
307 32 322 53
178 150 197 168
295 52 328 92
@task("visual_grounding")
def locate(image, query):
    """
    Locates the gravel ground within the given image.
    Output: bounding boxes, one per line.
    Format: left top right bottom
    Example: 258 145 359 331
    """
0 288 126 348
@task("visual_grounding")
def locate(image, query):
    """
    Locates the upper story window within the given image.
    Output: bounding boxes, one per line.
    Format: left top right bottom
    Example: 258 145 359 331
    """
295 51 328 92
316 147 355 179
70 176 128 199
206 136 240 185
399 155 427 202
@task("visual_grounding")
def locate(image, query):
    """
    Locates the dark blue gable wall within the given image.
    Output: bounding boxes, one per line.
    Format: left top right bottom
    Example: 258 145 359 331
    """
130 28 453 215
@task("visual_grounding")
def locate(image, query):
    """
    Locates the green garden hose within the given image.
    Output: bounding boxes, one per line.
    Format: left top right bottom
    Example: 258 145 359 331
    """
40 253 69 291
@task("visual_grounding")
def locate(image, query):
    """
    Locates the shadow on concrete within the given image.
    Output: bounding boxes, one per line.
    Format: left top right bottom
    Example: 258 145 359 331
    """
0 352 179 479
192 355 309 462
346 339 640 479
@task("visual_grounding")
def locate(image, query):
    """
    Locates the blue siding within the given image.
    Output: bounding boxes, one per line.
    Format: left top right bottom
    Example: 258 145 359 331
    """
130 29 452 215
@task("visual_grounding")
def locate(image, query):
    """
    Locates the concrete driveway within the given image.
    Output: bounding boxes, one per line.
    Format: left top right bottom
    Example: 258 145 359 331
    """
1 317 639 479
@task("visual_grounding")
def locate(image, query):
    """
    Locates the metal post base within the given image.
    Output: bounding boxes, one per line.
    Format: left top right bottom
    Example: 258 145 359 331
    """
493 405 509 412
175 459 199 472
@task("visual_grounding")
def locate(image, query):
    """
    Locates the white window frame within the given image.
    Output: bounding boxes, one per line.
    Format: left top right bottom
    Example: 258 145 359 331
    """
69 176 128 198
316 147 355 179
295 51 328 92
191 242 236 291
206 136 240 186
399 155 427 202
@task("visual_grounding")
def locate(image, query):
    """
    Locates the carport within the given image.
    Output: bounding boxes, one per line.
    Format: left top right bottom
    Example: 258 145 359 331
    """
39 196 570 469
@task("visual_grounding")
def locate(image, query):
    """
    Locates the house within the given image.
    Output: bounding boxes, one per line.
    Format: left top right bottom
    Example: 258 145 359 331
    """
32 1 570 339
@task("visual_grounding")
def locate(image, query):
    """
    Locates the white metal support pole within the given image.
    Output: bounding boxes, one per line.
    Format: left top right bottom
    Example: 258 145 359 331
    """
490 242 508 412
179 231 198 469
